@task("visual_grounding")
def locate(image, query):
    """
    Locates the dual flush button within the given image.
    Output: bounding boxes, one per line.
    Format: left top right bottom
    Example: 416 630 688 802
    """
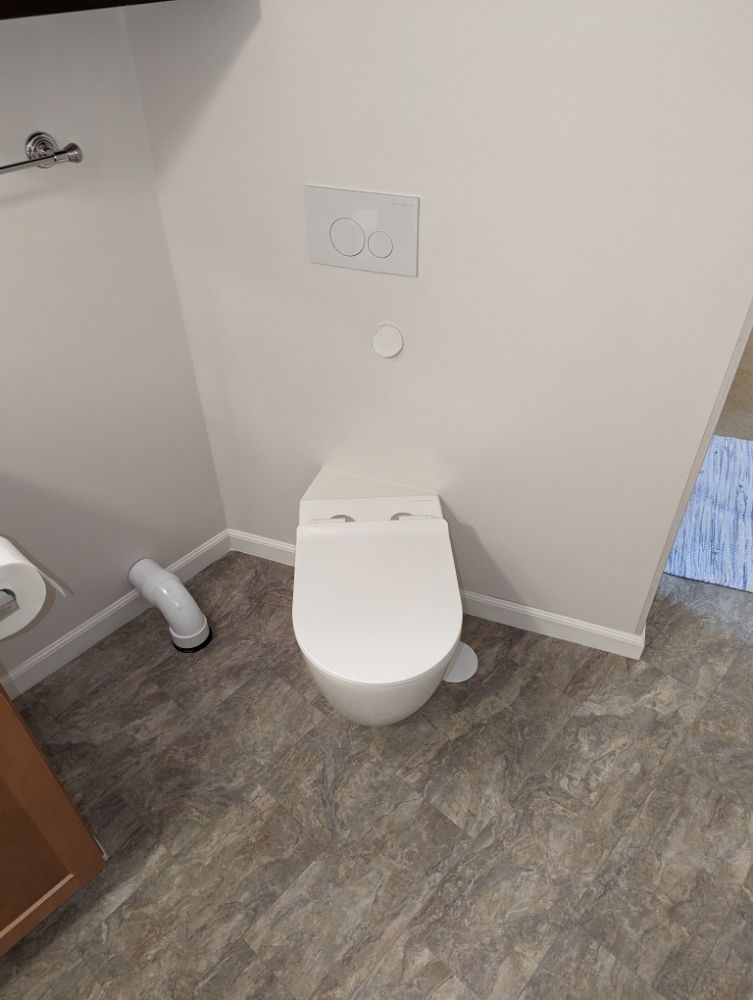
329 218 393 259
305 185 418 276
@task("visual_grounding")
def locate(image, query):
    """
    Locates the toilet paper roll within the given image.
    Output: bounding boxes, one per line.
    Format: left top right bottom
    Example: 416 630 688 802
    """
0 538 51 639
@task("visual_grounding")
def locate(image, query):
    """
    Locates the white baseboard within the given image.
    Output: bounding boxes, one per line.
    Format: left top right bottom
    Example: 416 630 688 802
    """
169 529 232 577
5 531 231 697
462 590 645 659
227 529 295 566
226 532 644 658
6 526 643 698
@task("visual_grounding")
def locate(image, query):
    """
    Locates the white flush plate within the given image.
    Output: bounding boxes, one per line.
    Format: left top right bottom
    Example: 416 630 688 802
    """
305 185 419 277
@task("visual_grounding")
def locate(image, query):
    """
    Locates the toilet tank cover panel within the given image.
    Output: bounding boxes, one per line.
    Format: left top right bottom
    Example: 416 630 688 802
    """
293 519 463 685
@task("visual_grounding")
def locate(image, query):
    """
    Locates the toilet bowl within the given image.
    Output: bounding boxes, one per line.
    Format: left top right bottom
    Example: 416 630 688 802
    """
292 469 474 726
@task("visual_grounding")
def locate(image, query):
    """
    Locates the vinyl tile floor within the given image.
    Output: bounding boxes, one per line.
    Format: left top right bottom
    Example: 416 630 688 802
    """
3 553 753 1000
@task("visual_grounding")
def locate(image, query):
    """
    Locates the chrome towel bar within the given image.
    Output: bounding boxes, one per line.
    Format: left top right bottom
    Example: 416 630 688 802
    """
0 132 82 177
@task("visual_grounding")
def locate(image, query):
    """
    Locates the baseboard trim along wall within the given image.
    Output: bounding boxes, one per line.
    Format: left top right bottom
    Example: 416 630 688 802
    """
5 528 644 697
5 531 231 697
462 590 645 659
227 529 296 566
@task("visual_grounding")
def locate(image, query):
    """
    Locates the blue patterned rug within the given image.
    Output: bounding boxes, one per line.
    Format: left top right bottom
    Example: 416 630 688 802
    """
666 434 753 592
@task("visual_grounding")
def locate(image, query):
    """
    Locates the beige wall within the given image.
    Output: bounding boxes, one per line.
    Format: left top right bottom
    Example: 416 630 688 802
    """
126 0 753 635
3 1 752 677
0 9 225 680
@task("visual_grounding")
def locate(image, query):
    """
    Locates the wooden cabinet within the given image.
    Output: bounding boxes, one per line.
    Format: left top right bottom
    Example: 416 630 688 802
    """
0 1 174 18
0 687 104 958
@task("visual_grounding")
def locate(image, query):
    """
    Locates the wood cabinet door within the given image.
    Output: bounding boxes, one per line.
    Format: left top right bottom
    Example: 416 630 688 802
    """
0 687 104 957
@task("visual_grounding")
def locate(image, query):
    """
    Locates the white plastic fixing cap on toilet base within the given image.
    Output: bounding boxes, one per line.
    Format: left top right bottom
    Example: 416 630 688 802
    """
444 642 478 683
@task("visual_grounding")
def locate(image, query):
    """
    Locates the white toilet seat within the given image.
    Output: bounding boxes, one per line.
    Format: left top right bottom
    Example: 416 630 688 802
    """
292 517 462 687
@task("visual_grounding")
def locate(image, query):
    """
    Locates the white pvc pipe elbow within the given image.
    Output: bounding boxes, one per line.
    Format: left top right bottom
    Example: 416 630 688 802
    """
128 558 211 652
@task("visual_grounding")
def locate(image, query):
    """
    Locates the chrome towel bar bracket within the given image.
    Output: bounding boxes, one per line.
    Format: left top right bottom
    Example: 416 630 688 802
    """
0 132 82 177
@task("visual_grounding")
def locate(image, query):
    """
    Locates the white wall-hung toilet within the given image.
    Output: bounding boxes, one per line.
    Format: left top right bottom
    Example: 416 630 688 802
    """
292 469 476 726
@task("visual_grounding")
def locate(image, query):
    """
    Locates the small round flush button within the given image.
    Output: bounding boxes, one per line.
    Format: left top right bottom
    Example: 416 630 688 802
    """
329 217 365 257
367 230 393 259
372 323 404 359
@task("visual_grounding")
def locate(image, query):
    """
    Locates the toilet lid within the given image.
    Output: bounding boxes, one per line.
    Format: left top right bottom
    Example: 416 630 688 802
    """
293 518 462 685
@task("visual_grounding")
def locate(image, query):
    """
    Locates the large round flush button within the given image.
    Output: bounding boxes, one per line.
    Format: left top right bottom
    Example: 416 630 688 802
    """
368 230 393 258
329 217 365 257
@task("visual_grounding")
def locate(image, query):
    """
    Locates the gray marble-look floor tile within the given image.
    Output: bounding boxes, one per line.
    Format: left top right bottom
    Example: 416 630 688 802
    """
576 760 753 1000
460 613 525 654
116 723 239 858
63 823 170 940
187 785 321 920
81 786 317 1000
193 939 294 1000
120 669 323 856
0 920 85 1000
344 928 478 1000
37 960 106 1000
8 554 753 1000
674 685 753 808
518 925 662 1000
153 636 263 720
83 856 243 996
253 631 331 712
0 825 166 1000
410 768 636 1000
530 657 705 832
189 553 294 645
658 574 753 635
507 631 617 703
245 566 296 645
17 700 103 802
401 671 575 837
54 658 189 788
645 574 753 694
690 877 753 1000
418 616 524 729
209 665 325 765
263 709 435 844
642 627 743 698
27 607 169 720
713 646 753 708
92 952 220 1000
82 788 318 996
75 790 143 858
247 781 468 1000
184 552 280 634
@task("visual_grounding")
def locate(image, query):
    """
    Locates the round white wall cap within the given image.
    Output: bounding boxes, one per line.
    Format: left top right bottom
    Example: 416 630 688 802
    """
329 217 365 256
372 323 404 358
